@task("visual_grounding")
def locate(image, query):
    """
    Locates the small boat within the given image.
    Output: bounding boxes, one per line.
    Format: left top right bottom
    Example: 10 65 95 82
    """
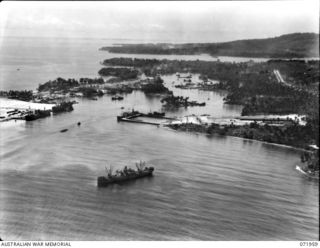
97 161 154 187
112 95 124 101
60 129 68 133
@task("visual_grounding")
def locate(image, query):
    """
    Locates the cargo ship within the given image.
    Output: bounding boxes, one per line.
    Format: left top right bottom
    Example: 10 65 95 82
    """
97 161 154 187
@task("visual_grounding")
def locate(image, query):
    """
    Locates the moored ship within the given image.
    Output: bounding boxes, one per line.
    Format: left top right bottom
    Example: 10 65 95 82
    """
25 109 51 121
145 111 165 118
97 161 155 187
117 110 166 122
117 110 141 121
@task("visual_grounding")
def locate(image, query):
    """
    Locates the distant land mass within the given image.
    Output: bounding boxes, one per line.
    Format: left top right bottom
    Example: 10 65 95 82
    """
100 33 319 58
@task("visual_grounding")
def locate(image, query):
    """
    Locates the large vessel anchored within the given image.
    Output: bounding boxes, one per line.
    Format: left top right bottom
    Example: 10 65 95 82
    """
97 161 154 187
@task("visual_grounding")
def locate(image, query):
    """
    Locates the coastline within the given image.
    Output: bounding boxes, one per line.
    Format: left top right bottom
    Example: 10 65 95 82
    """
165 125 313 152
213 132 310 152
100 33 320 59
104 51 320 61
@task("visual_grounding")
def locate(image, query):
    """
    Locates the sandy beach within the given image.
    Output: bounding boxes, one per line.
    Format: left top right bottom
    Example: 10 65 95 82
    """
0 98 55 111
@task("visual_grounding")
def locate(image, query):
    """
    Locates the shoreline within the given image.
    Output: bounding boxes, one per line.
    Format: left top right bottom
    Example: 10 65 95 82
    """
165 125 312 152
104 51 320 61
167 127 310 152
100 33 320 59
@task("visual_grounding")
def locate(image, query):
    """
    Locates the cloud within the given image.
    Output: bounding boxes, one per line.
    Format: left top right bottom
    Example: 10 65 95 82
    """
0 0 318 42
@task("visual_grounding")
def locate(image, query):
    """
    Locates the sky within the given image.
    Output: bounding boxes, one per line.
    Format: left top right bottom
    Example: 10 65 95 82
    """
0 1 319 43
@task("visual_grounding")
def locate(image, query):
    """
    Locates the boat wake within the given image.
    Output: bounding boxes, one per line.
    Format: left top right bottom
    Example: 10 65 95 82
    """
296 165 319 180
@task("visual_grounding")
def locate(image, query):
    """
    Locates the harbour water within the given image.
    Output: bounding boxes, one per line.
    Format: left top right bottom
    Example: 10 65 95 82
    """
0 36 270 91
0 36 318 240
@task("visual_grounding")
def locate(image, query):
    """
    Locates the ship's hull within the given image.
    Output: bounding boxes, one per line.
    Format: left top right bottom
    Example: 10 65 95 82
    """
97 168 154 187
25 114 37 121
25 110 51 121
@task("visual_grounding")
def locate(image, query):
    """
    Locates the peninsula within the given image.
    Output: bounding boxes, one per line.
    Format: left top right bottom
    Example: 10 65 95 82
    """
100 33 319 58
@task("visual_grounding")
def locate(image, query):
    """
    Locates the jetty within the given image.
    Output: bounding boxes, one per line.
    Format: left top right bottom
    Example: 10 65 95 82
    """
119 117 161 126
237 114 306 125
117 110 175 126
0 98 76 122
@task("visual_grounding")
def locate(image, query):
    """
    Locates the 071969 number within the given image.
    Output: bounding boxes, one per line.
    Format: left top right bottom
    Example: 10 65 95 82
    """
300 242 319 247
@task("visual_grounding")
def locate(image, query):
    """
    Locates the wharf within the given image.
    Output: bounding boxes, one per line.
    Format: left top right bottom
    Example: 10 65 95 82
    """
118 117 161 126
238 116 295 123
117 111 176 126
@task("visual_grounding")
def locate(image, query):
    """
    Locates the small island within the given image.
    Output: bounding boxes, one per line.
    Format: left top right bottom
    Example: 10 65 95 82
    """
98 67 139 80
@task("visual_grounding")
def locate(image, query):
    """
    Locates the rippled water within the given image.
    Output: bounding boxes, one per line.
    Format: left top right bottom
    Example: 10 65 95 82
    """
0 37 318 241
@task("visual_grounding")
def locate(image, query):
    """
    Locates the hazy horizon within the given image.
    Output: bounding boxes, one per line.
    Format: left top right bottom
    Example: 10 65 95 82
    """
2 31 319 44
0 1 319 43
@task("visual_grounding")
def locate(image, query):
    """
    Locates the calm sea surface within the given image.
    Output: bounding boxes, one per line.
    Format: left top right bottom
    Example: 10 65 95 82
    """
0 37 318 240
